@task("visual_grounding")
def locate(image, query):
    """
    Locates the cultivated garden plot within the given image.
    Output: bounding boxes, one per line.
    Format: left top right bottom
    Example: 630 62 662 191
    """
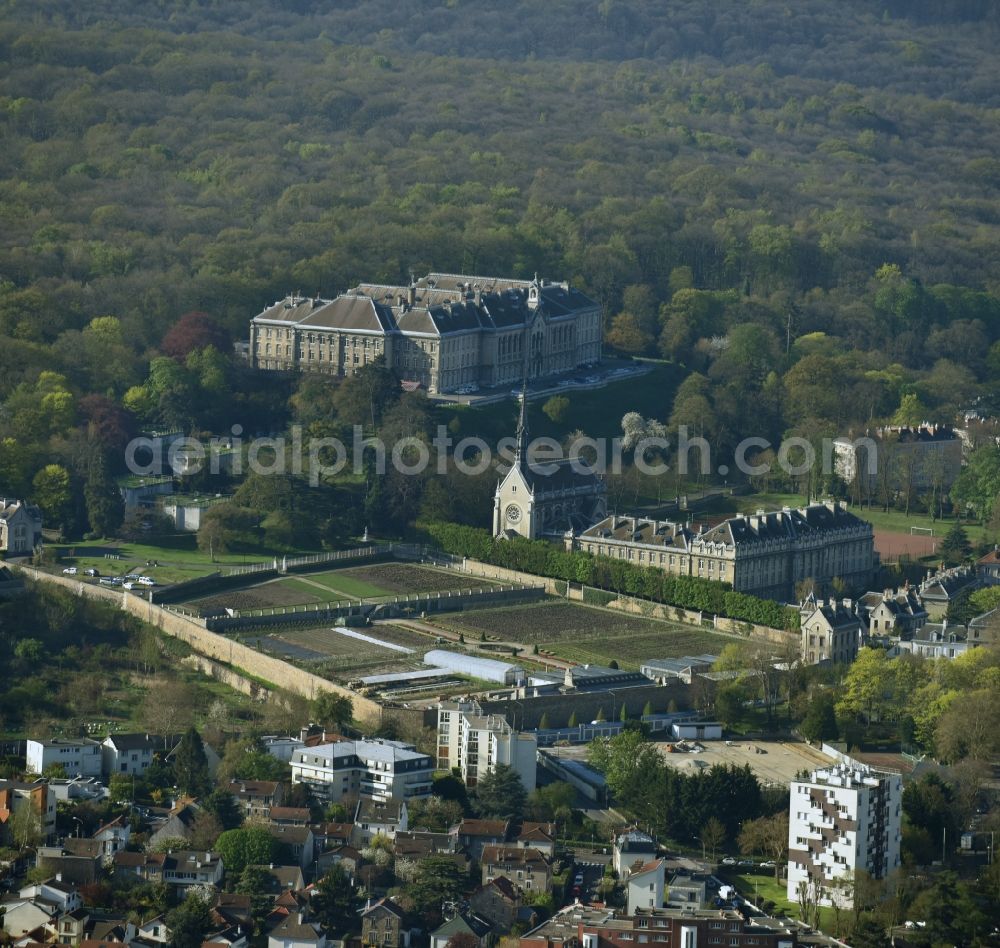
188 581 323 613
239 623 437 680
436 600 733 667
330 562 498 595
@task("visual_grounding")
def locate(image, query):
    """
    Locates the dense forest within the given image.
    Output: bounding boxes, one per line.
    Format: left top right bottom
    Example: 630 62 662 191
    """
2 0 1000 538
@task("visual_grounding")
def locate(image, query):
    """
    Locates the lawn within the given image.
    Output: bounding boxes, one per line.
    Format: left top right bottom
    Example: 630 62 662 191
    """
50 535 324 585
437 363 682 446
435 601 735 668
280 572 389 599
720 869 838 933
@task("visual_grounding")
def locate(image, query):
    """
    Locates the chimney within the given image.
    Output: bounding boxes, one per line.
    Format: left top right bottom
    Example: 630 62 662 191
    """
407 282 416 307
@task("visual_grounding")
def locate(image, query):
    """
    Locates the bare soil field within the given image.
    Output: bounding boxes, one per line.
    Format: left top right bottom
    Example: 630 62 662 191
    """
653 738 834 786
190 581 322 613
874 528 937 562
436 601 733 668
334 563 497 594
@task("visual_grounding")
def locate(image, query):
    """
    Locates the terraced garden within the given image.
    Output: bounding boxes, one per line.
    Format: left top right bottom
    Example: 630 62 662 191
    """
184 562 488 613
238 623 437 680
436 601 733 670
330 562 497 594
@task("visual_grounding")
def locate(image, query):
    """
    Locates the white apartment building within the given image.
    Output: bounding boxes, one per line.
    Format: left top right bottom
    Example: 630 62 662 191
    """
787 763 902 908
26 739 103 778
437 700 537 791
289 738 433 804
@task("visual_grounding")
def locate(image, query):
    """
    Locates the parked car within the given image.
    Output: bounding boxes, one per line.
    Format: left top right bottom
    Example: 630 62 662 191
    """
62 567 78 575
574 873 585 885
721 857 737 866
137 576 156 586
98 577 115 586
84 568 99 577
122 582 136 590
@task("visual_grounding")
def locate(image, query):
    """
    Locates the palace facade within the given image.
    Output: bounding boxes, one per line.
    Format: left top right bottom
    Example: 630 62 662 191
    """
250 272 602 394
572 502 876 601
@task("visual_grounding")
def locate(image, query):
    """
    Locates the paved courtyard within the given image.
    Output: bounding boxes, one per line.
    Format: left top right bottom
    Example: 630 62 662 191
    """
653 738 835 787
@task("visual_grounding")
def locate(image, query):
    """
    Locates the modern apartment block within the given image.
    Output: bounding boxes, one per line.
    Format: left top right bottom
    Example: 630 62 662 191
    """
26 739 103 779
437 700 537 791
289 738 433 804
787 763 902 908
250 272 602 394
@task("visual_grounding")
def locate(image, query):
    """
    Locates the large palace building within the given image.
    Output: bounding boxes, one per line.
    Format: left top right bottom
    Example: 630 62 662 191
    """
249 272 602 394
572 502 876 601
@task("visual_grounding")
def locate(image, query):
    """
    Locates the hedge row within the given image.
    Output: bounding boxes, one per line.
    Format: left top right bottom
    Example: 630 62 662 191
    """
422 521 799 631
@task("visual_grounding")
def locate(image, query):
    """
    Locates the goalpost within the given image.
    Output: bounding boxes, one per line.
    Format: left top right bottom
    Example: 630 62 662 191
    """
910 526 934 537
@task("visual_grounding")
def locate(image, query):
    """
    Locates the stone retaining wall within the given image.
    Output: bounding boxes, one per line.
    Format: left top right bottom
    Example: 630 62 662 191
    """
16 566 383 727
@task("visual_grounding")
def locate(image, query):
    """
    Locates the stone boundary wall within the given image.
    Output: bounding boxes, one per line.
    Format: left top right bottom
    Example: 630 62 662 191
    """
16 566 383 727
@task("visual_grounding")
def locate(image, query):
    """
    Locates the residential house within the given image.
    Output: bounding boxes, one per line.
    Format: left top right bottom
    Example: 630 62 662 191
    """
56 907 90 946
967 608 999 647
612 829 657 878
453 819 509 863
26 740 103 779
229 780 284 821
918 565 977 619
352 799 408 848
513 823 557 859
270 808 310 827
1 878 82 938
290 738 433 805
35 842 102 885
113 850 224 890
392 830 456 859
481 846 552 893
0 498 43 555
315 843 361 879
0 779 57 845
665 872 708 910
977 548 1000 587
469 878 537 936
860 587 928 640
101 734 164 778
625 860 665 914
267 824 315 875
360 898 413 948
799 596 863 665
894 621 972 660
267 913 326 948
46 778 107 803
92 815 130 857
148 802 200 849
136 915 171 943
429 913 494 948
257 865 305 895
262 736 305 763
